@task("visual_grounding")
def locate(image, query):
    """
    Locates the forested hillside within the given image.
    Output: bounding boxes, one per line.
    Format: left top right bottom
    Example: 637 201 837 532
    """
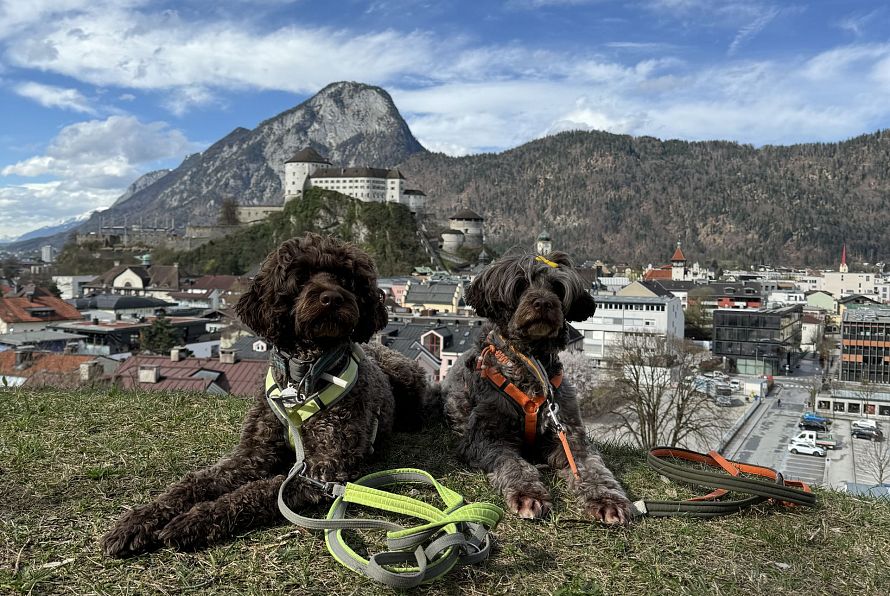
171 188 422 276
399 130 890 266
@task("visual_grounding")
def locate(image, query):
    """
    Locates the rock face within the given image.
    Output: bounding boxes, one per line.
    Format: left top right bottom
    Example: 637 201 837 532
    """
80 82 425 231
111 170 172 207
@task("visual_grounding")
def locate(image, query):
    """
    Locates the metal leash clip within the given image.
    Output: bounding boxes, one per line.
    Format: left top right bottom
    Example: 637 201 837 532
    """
294 461 344 498
545 400 566 433
276 383 309 407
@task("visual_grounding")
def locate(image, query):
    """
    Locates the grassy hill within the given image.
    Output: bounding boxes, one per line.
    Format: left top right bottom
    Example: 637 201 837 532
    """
2 386 888 595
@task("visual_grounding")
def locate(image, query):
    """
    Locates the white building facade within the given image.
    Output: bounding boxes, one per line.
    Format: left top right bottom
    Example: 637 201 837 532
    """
573 295 685 366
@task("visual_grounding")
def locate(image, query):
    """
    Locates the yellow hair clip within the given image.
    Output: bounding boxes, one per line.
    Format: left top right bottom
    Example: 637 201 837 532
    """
535 255 559 268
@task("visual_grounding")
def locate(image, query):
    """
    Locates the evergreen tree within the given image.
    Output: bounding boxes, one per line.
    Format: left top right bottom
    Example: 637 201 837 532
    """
140 315 180 355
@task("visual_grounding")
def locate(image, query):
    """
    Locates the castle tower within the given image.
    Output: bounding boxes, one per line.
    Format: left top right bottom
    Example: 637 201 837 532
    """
385 169 405 203
284 148 330 201
839 243 849 273
671 241 687 281
536 230 552 255
449 209 484 250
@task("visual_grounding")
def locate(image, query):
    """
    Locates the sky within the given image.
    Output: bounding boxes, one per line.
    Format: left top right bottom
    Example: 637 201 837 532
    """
1 0 890 240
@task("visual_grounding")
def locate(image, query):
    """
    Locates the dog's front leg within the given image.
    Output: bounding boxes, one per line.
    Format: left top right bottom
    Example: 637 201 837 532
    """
157 474 324 550
545 427 632 525
459 428 552 519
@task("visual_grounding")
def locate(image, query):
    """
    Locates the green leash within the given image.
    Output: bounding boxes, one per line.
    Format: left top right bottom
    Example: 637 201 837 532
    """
278 466 504 589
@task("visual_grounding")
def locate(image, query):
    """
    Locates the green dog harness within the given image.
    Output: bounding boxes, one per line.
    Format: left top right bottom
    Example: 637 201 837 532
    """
265 344 504 588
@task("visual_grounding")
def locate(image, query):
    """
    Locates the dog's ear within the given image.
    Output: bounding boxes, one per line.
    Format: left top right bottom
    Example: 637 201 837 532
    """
235 238 303 347
349 247 387 343
466 269 494 319
566 286 597 322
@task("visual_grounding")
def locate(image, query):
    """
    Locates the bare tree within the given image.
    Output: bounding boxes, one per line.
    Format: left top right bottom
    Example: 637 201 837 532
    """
560 350 625 418
860 439 890 486
854 380 877 418
605 333 723 450
802 375 823 410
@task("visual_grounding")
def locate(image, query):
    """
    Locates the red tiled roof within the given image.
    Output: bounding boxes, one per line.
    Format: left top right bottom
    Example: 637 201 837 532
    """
643 266 673 281
0 288 84 324
671 245 686 262
0 352 94 379
114 355 266 396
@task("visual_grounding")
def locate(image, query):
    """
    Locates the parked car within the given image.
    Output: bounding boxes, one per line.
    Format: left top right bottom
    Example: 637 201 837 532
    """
852 427 884 442
794 430 837 449
729 379 742 391
799 421 830 432
852 419 879 431
787 440 826 457
800 412 832 426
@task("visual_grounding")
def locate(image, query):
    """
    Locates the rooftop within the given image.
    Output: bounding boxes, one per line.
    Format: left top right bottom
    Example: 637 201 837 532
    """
113 354 266 396
285 147 330 164
843 308 890 323
0 330 88 346
0 287 83 324
449 209 483 221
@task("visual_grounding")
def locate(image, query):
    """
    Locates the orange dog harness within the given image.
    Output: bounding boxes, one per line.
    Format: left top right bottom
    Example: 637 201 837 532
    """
477 338 580 479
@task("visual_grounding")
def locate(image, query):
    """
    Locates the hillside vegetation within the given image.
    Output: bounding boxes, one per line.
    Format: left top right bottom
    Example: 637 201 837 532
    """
400 129 890 267
2 386 888 595
172 188 424 276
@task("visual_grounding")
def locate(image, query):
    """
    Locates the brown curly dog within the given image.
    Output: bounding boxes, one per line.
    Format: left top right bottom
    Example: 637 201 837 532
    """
102 233 429 556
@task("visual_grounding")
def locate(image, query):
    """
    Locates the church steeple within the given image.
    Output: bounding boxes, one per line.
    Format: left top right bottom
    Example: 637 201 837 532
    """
671 241 687 281
839 243 848 273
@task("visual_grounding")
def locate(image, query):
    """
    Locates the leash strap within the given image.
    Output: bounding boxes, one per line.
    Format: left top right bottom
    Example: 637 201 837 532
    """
634 447 816 518
277 467 504 589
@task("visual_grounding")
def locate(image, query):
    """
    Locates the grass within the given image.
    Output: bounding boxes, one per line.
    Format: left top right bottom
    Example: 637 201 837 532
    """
1 387 888 595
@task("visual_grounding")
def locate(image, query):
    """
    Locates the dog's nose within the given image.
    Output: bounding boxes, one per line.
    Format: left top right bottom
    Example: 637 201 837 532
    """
319 290 343 307
533 297 553 310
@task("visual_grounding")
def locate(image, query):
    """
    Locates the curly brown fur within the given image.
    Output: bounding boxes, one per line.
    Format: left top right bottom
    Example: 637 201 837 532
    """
102 233 429 557
441 251 632 524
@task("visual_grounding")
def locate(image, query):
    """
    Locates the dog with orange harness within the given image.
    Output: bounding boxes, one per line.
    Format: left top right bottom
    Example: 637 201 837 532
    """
441 252 632 524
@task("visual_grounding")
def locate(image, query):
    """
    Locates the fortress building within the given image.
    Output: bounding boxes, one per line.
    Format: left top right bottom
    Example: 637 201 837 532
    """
237 147 427 224
283 148 426 210
444 209 484 251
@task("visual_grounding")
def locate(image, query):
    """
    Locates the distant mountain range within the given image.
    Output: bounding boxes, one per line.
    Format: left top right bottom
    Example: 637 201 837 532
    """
9 82 890 267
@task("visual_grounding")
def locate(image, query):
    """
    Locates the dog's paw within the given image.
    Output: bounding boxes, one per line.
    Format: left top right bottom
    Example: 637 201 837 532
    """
101 506 162 558
506 487 552 520
158 503 216 551
584 491 633 526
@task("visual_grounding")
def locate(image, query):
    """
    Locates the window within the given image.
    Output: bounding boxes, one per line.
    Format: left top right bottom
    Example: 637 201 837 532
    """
833 402 846 412
817 400 830 411
422 333 442 357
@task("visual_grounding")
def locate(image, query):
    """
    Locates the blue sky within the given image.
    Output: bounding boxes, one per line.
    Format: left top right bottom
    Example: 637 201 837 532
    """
1 0 890 239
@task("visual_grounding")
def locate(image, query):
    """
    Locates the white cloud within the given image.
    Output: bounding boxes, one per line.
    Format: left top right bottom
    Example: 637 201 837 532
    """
728 7 779 56
13 81 96 114
0 115 197 238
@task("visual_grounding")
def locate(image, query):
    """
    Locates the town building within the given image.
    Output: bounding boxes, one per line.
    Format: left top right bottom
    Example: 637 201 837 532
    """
83 258 181 302
403 281 463 314
0 286 84 335
52 275 96 300
49 316 210 356
441 209 485 253
0 351 97 388
573 294 684 366
68 294 175 322
536 231 552 255
375 315 487 382
113 350 266 397
642 242 713 283
0 330 87 353
712 305 803 376
838 307 890 386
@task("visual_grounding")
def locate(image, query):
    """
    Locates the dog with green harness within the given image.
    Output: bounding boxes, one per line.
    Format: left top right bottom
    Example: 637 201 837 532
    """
102 234 479 573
